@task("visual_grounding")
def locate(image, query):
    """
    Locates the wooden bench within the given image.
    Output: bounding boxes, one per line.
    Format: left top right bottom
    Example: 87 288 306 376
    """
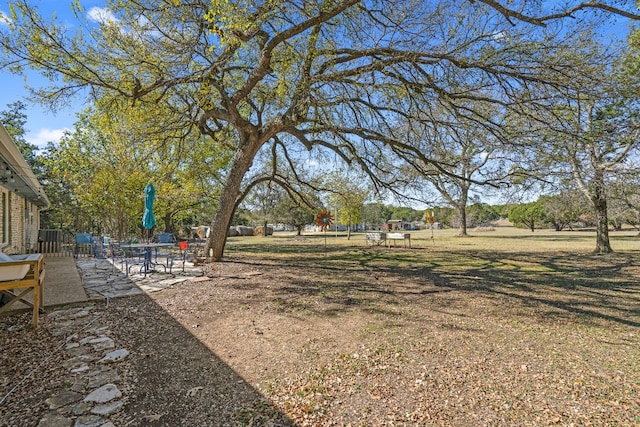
387 232 411 248
365 232 387 246
0 254 46 327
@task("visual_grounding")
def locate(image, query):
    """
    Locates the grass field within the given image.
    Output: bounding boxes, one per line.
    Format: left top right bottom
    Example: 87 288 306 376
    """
213 225 640 425
254 223 640 253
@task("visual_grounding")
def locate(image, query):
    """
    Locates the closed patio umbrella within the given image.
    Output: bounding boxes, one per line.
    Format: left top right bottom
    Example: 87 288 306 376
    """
142 183 156 240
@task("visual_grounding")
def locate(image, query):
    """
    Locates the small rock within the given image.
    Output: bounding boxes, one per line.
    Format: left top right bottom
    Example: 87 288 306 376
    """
71 401 93 415
89 337 115 352
70 365 91 373
99 349 129 364
90 400 124 416
86 369 121 388
79 336 98 345
84 384 122 403
186 386 204 397
73 414 107 427
63 355 96 370
37 414 72 427
45 390 83 409
66 346 90 357
71 377 89 393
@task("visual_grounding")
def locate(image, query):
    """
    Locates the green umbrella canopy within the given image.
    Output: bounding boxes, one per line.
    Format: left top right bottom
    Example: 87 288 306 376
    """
142 183 156 229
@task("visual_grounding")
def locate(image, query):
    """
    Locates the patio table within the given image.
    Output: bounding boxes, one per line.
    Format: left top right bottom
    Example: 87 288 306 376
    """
120 242 174 276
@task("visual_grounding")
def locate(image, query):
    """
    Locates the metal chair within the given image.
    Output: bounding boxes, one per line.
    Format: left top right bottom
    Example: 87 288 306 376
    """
74 233 93 258
108 242 141 275
172 241 189 272
91 236 107 259
154 232 175 243
151 233 175 272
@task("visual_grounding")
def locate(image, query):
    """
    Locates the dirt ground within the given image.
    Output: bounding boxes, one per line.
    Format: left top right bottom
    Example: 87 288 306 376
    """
1 247 639 426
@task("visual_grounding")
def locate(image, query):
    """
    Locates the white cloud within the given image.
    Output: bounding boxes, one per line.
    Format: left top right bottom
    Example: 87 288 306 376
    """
27 128 69 148
87 7 119 25
0 10 11 26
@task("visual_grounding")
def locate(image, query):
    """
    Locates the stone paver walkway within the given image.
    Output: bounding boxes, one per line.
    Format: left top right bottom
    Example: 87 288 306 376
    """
25 257 205 426
76 256 204 299
36 304 125 427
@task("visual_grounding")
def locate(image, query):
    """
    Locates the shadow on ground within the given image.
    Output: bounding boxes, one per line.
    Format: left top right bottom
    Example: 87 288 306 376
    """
0 291 294 426
100 294 295 426
225 242 640 329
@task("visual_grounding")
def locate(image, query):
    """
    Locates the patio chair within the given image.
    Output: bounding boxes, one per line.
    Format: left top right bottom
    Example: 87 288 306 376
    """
109 242 142 276
171 241 190 272
74 233 93 258
149 233 174 271
154 232 175 243
92 236 107 259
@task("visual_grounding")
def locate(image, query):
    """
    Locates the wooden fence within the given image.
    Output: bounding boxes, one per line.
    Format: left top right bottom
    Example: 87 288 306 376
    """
37 229 75 257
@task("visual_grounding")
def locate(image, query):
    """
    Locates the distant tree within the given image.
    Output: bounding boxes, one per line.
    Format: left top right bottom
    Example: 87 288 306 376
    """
401 98 511 236
276 200 316 236
467 203 500 227
607 177 640 232
0 101 41 172
243 182 283 236
508 201 546 232
231 208 252 227
539 192 588 231
44 105 221 239
520 32 640 253
389 206 423 223
431 206 455 228
325 172 368 240
362 202 392 230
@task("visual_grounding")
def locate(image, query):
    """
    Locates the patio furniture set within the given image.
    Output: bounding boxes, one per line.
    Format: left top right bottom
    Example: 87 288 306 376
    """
75 232 205 278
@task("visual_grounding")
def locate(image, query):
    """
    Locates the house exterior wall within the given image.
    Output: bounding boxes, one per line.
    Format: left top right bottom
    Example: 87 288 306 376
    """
0 188 41 254
0 122 49 255
10 191 23 252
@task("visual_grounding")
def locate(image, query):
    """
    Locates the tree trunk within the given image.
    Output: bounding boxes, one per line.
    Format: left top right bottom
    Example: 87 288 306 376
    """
163 212 172 233
455 189 469 237
262 220 268 237
347 223 352 240
206 139 262 261
593 194 613 254
457 205 468 237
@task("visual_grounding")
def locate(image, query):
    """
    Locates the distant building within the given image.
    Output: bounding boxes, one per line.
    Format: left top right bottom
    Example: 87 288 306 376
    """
0 123 50 254
386 220 417 231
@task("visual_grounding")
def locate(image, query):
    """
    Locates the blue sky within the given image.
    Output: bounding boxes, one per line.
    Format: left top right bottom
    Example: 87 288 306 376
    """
0 1 111 148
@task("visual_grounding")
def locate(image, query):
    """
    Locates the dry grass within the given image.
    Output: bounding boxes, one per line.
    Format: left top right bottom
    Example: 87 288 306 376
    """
194 225 639 425
2 224 639 426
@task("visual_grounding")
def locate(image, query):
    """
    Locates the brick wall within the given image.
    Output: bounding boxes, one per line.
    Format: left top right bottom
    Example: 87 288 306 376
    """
1 189 39 254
